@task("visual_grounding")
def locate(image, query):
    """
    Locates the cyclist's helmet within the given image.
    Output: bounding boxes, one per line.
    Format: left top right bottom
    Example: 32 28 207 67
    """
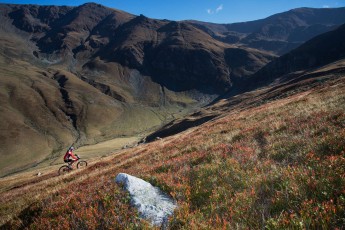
70 146 74 151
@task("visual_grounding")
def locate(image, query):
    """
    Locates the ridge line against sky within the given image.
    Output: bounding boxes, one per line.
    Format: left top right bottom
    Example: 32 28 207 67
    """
0 0 344 23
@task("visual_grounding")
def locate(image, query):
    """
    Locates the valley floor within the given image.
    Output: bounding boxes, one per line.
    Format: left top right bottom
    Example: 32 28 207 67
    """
1 70 345 229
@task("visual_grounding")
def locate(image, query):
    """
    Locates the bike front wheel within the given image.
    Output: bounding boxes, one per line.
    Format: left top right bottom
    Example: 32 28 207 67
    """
58 165 71 175
77 160 88 169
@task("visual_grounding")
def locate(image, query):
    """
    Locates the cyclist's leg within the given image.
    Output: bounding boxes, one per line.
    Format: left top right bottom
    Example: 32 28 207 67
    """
65 159 73 169
69 159 78 168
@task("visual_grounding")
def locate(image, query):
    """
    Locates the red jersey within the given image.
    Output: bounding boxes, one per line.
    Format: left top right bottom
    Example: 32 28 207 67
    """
64 150 78 161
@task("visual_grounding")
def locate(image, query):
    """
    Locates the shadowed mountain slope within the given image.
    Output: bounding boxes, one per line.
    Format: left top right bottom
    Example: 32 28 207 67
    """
189 7 345 55
146 22 345 142
1 3 276 92
250 23 345 87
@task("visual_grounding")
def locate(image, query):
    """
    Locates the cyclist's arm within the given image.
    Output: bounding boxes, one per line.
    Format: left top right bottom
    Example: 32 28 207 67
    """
70 152 79 160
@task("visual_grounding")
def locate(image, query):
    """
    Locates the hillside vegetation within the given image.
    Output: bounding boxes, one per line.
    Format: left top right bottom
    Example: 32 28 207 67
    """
1 68 344 229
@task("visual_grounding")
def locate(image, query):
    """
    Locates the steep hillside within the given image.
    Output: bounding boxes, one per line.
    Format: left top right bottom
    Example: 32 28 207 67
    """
144 20 345 142
147 58 345 141
250 23 345 87
190 7 345 55
1 61 344 229
0 42 195 177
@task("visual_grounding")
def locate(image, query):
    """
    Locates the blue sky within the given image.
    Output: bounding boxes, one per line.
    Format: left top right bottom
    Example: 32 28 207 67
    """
1 0 344 23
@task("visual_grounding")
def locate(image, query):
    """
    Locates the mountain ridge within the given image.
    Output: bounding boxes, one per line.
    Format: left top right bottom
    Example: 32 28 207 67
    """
189 6 345 55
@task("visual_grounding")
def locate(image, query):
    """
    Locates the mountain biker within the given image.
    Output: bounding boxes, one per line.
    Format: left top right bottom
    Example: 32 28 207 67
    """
63 146 79 169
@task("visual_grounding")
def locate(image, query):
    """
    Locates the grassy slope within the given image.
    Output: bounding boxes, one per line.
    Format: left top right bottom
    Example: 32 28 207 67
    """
0 58 195 177
0 34 200 177
1 69 345 229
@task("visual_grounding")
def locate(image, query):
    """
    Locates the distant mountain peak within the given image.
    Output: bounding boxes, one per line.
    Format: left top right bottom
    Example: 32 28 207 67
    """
189 6 345 55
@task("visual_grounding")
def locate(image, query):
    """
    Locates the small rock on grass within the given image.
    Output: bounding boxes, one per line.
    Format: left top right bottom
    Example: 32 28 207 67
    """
115 173 177 227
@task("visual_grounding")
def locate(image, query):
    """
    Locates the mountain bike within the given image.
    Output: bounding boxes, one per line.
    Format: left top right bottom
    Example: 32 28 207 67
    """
58 155 88 175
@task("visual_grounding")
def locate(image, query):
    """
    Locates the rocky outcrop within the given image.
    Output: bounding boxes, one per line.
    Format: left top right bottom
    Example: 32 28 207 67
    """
115 173 177 227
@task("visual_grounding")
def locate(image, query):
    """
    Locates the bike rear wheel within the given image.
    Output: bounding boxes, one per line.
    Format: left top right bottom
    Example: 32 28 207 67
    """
58 165 71 175
77 160 88 169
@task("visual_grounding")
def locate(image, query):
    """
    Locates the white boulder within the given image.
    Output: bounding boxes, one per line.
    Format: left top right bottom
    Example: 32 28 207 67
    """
115 173 177 227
